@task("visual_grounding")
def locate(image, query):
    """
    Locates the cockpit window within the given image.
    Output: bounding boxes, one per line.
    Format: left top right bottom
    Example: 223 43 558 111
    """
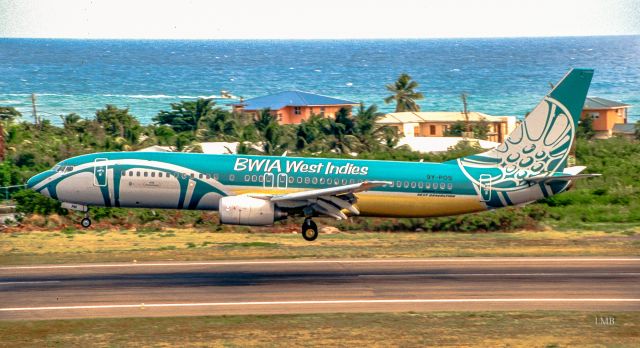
53 165 61 172
64 166 74 172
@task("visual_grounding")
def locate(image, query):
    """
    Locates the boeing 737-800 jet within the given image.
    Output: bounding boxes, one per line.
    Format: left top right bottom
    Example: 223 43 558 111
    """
27 69 599 241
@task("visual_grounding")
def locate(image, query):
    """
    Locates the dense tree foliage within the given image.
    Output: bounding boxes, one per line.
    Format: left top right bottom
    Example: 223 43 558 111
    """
2 97 639 231
384 73 424 112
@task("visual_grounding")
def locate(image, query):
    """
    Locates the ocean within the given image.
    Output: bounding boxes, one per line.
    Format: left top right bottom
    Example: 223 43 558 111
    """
0 36 638 125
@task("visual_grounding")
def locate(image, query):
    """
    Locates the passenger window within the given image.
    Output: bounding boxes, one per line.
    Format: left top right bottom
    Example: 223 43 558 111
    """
244 175 250 181
190 173 195 178
288 176 294 183
349 179 355 184
199 174 203 179
447 183 453 190
390 182 394 187
425 182 430 189
229 174 235 181
418 182 424 188
181 173 187 179
312 177 318 184
144 172 148 177
440 183 446 189
320 178 325 184
297 177 302 183
396 181 401 187
151 172 155 178
404 181 409 188
258 176 264 182
252 175 257 182
411 182 416 188
342 179 347 185
304 177 310 184
206 174 210 179
159 172 163 178
136 171 140 177
433 182 438 189
121 170 126 176
214 174 219 180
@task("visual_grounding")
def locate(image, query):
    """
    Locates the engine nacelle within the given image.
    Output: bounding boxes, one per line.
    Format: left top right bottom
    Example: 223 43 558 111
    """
218 196 285 226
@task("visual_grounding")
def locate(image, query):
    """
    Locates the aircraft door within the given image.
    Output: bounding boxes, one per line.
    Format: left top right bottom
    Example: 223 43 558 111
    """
93 158 108 187
479 174 492 202
263 173 274 188
277 173 288 189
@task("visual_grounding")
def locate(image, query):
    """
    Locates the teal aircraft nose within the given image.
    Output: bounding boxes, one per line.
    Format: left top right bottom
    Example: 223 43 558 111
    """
26 171 50 190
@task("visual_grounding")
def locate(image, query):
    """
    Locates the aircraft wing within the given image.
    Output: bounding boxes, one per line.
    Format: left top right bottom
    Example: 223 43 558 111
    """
262 181 391 220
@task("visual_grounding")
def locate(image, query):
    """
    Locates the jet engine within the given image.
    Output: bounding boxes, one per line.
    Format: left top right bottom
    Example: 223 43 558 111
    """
218 196 286 226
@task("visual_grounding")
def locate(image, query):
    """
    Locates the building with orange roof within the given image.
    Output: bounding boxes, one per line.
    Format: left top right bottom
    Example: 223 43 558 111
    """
581 97 631 138
232 91 359 125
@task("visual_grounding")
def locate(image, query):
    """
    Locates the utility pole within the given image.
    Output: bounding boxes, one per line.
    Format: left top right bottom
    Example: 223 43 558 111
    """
31 93 39 127
461 93 473 139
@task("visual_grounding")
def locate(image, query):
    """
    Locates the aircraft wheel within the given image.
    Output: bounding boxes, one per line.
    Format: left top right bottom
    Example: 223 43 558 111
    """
301 219 318 242
81 217 92 228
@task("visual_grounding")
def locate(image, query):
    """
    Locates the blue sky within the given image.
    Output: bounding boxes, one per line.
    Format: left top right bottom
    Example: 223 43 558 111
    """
1 0 639 39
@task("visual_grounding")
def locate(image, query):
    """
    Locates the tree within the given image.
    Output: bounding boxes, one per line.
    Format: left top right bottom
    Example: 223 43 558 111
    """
153 98 215 134
0 106 21 123
202 109 238 140
254 109 289 155
577 117 596 140
384 73 424 112
354 103 398 152
444 121 466 137
322 107 359 154
294 114 327 152
95 105 141 143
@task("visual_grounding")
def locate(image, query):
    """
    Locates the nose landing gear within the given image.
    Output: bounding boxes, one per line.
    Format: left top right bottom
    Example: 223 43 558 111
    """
301 218 318 241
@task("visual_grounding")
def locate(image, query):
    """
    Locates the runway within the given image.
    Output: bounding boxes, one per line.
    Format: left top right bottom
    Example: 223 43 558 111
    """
1 258 639 320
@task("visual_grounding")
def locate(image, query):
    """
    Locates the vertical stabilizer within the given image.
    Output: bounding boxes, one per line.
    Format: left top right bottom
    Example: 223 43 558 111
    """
454 69 593 190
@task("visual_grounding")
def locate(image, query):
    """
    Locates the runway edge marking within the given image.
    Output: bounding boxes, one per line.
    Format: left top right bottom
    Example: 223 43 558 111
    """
2 299 640 312
2 258 639 270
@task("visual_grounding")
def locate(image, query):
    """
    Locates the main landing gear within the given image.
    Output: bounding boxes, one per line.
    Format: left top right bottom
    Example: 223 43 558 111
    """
80 212 92 228
301 218 318 242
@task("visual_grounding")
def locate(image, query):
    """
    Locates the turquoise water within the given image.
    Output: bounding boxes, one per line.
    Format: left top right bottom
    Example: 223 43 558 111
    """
0 36 638 124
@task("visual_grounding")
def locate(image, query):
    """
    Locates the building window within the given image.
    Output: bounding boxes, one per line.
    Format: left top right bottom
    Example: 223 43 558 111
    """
588 112 599 119
320 107 325 115
430 125 436 135
277 113 283 121
294 107 302 115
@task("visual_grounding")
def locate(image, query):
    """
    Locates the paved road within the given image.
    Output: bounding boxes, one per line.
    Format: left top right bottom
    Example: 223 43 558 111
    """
1 258 639 320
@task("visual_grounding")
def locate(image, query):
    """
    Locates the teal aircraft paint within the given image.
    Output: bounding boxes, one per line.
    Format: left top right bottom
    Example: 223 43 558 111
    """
26 69 597 240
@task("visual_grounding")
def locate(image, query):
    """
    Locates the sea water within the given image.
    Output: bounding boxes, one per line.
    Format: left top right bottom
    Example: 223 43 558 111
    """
0 36 638 124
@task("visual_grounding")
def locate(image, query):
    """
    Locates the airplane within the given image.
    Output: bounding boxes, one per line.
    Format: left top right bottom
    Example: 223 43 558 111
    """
26 68 599 241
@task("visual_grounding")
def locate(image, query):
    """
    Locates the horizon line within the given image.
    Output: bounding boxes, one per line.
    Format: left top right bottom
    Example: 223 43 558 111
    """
1 34 639 41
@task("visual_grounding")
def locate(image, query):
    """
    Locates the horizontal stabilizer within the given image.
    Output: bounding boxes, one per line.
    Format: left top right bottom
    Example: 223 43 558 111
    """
526 173 601 184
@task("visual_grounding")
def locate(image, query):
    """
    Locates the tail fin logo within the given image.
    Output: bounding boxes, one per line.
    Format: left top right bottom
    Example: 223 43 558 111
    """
457 96 574 190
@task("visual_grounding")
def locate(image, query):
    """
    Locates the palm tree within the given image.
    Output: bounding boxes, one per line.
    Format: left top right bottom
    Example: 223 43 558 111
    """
294 114 328 152
153 98 215 134
354 103 398 152
384 73 424 112
254 109 289 155
322 107 359 154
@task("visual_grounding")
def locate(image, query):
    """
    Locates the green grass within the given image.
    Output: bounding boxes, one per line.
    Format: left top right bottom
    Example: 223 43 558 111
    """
0 311 638 347
0 227 638 265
